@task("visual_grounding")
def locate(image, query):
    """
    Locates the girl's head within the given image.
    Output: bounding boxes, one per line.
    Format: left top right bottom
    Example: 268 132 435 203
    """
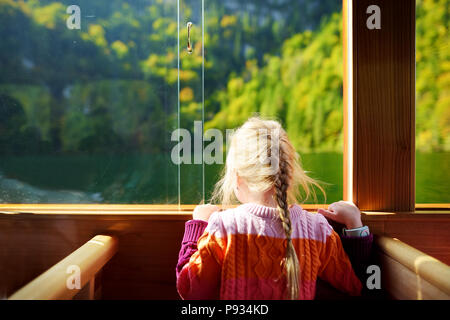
212 116 323 300
213 117 321 206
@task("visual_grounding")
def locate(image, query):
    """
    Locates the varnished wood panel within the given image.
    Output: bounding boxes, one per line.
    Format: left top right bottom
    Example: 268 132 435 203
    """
9 235 118 300
2 210 449 299
350 0 415 211
377 236 450 294
362 212 450 265
378 252 449 300
0 213 191 299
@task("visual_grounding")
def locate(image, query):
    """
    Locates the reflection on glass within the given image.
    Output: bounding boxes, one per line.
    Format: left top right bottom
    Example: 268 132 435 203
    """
204 0 343 204
415 0 450 204
0 0 347 204
178 0 204 204
0 0 179 203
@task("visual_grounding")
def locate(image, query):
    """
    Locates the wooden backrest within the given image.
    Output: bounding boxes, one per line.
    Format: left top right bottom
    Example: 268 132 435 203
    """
0 211 190 299
376 236 450 300
8 235 118 300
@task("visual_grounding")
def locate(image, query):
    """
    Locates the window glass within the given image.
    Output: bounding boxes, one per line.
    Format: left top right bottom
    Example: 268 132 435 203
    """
0 0 344 205
0 0 179 203
178 0 205 204
204 0 343 204
415 0 450 204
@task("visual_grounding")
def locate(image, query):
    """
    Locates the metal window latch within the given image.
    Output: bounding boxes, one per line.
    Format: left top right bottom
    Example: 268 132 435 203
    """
187 22 193 54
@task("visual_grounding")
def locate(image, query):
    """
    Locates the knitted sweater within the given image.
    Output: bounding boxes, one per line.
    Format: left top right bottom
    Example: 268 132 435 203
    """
176 203 373 300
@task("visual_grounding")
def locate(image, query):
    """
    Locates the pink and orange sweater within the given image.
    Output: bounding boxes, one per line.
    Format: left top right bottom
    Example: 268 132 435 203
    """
176 203 372 300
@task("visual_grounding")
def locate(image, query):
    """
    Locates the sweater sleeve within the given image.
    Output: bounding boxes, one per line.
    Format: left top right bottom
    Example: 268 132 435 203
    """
317 217 362 296
175 220 208 278
176 213 227 300
340 233 373 282
325 217 373 282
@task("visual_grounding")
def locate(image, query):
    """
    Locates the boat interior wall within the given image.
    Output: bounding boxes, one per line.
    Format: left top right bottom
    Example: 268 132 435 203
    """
8 235 118 300
1 210 449 300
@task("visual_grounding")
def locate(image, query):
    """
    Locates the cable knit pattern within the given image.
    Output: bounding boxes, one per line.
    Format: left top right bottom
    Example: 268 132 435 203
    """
176 203 364 300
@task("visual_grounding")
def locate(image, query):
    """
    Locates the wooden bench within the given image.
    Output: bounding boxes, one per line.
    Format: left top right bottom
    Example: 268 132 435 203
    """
1 208 449 299
8 235 118 300
376 236 450 300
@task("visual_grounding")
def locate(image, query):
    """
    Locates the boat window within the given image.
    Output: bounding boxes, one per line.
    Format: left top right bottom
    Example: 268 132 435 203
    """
0 0 343 205
415 0 450 205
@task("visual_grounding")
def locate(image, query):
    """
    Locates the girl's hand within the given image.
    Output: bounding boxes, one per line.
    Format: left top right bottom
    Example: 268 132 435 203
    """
193 204 220 222
317 201 363 230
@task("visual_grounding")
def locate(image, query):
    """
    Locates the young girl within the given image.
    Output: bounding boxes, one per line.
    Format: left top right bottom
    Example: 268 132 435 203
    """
176 117 372 300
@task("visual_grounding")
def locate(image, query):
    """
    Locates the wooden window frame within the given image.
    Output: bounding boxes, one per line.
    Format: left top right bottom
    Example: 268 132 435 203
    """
0 0 448 214
344 0 449 212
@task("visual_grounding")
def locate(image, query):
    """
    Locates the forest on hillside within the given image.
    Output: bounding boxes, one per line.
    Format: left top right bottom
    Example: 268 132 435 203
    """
207 0 449 153
0 0 447 156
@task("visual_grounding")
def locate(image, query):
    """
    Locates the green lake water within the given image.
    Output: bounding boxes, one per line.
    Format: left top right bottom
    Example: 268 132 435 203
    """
0 152 448 204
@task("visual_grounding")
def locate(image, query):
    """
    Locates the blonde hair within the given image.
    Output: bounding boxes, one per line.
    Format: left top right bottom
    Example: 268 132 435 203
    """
211 117 324 300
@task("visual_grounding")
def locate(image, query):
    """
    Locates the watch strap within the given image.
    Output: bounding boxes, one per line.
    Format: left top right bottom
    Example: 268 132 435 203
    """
342 225 370 237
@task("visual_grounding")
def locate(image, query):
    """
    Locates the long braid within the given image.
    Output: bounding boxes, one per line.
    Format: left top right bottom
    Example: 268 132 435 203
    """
273 133 300 300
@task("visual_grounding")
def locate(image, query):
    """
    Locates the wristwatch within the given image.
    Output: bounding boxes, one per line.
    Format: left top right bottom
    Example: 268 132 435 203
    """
342 225 370 237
